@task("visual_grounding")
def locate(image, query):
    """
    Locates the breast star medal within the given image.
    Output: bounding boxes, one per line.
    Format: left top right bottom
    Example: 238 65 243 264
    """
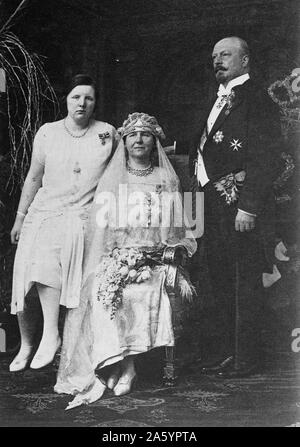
230 139 242 151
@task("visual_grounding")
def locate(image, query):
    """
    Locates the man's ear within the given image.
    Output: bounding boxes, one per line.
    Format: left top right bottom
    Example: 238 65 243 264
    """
242 54 250 68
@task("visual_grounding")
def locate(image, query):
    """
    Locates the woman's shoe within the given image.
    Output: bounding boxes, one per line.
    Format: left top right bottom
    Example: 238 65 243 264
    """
113 373 137 397
107 367 120 390
9 347 34 372
30 336 61 370
65 378 107 410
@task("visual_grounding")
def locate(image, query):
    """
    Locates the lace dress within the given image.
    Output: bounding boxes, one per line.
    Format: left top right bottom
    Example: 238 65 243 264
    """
11 119 117 314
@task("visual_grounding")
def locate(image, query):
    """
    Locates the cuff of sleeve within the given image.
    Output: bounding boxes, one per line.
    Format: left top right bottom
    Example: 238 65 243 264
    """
238 208 257 217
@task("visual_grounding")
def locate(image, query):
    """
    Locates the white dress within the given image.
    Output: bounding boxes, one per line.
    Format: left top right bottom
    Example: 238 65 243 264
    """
11 118 117 314
54 168 197 397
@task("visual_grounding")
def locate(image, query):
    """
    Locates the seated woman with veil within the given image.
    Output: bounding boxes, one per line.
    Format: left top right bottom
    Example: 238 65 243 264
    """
54 112 197 409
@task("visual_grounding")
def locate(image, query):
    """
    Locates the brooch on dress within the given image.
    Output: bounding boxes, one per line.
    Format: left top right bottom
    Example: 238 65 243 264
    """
98 132 110 145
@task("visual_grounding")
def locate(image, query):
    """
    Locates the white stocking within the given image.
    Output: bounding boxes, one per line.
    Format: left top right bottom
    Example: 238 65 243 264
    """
34 283 61 357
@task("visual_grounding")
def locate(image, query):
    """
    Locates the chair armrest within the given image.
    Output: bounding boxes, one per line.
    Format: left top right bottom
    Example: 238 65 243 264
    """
162 246 188 267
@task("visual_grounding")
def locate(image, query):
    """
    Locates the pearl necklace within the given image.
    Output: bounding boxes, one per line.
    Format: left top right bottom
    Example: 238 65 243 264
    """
63 119 90 138
126 162 154 177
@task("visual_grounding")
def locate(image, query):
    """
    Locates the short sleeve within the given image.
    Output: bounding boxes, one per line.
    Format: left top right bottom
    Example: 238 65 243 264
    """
32 123 48 166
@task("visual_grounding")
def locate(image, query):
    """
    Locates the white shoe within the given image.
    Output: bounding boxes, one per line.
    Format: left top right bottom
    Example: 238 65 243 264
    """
30 337 61 370
113 373 137 396
65 378 107 410
107 367 120 390
9 347 34 372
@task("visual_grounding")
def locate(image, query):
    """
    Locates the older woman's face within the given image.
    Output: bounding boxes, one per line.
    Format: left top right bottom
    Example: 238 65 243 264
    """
125 131 154 162
66 85 96 123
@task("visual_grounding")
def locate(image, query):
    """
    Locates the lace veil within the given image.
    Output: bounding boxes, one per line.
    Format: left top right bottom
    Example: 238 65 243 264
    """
83 132 196 282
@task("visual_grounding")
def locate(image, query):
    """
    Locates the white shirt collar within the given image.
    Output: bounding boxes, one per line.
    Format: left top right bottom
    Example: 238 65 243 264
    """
218 73 250 96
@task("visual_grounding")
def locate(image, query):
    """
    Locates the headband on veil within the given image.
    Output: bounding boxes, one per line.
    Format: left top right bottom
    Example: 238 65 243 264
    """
117 112 166 140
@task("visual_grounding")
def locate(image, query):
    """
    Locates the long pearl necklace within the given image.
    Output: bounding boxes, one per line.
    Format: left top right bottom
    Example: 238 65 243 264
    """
63 119 90 138
126 162 154 177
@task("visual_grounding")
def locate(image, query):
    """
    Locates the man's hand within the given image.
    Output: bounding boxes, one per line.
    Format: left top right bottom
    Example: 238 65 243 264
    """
235 209 256 232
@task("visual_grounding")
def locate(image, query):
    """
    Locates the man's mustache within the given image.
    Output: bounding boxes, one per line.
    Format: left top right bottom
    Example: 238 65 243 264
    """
215 66 227 73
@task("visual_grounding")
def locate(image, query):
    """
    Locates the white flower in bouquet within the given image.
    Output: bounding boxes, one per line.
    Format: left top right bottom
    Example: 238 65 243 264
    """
140 269 151 281
135 275 143 283
128 269 138 280
127 256 137 266
119 265 129 277
107 284 119 293
117 248 129 262
106 260 120 277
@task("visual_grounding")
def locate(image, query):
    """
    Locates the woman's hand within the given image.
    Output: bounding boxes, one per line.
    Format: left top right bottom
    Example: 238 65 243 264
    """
11 216 25 244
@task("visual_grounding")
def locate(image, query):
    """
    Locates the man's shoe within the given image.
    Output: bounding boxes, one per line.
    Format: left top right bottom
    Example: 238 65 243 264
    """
201 356 234 375
217 363 259 379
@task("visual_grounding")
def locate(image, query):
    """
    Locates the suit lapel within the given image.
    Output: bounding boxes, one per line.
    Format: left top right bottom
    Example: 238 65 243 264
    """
199 95 217 133
190 94 217 162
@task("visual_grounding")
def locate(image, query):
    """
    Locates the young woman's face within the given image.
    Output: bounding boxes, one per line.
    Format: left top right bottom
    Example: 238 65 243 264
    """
66 85 96 123
125 131 154 162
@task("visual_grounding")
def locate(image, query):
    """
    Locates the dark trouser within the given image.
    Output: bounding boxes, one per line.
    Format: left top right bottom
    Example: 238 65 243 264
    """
204 183 265 368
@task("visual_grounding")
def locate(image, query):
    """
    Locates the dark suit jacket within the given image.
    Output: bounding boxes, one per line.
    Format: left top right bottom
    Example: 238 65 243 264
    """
189 79 282 216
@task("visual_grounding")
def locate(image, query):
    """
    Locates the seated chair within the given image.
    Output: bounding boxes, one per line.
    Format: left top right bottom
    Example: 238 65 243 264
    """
161 153 198 386
162 244 190 386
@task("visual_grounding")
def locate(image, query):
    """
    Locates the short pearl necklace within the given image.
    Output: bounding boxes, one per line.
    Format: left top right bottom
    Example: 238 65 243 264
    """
126 162 154 177
63 119 90 138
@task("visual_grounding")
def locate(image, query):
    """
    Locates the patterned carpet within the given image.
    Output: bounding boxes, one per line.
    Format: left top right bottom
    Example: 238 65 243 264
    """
0 349 299 427
1 229 299 427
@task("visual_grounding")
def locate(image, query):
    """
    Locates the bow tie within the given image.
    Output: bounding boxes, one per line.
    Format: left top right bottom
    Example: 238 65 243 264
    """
217 85 231 97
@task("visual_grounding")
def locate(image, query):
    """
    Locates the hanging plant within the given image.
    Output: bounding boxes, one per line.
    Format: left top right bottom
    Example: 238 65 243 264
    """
0 0 59 191
0 0 59 312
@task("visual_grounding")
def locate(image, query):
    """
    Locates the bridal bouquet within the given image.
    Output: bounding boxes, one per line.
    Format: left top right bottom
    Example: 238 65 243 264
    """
95 247 162 319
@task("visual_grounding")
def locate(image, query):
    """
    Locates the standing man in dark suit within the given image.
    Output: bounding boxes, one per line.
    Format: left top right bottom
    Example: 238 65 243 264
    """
189 36 281 377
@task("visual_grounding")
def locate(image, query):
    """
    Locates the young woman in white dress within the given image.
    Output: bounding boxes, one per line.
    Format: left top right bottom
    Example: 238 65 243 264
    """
9 74 118 372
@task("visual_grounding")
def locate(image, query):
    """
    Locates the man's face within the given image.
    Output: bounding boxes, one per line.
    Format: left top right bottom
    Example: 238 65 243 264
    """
212 38 248 85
